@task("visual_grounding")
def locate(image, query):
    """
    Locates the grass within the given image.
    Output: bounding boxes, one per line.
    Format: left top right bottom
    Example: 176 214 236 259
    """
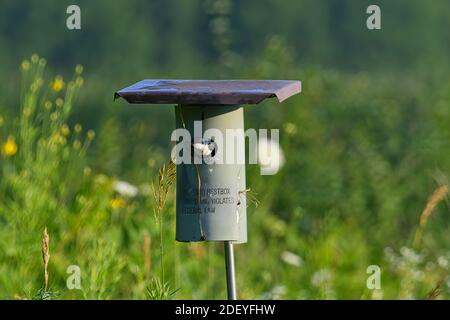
148 161 177 299
414 186 449 248
0 52 449 299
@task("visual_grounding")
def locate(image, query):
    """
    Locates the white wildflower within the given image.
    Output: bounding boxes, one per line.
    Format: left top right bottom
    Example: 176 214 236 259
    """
384 247 399 266
400 246 423 264
311 269 333 288
280 251 303 268
259 285 286 300
114 180 139 197
255 136 285 175
437 256 448 269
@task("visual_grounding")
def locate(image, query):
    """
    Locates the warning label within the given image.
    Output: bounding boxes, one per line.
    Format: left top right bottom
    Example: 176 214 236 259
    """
182 186 235 214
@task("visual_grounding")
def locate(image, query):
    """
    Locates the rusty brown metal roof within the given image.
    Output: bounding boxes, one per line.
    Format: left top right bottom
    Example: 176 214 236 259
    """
114 80 301 105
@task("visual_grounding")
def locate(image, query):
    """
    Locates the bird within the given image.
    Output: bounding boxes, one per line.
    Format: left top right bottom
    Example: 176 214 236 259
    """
192 137 217 158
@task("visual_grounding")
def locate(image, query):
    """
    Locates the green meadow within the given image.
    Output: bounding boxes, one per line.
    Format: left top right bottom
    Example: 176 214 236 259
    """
0 0 449 299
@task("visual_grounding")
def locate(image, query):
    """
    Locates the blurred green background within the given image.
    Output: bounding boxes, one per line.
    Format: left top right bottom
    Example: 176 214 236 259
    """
0 0 449 299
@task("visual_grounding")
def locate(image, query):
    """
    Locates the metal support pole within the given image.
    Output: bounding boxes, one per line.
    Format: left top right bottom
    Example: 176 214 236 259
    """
224 241 237 300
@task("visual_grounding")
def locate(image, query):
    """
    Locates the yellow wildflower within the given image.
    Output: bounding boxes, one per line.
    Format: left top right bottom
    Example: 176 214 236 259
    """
51 76 65 92
50 132 61 144
110 197 126 209
87 130 95 141
50 112 59 121
55 98 64 108
57 135 66 145
44 101 53 110
2 136 18 157
74 123 82 133
73 140 81 150
75 64 83 75
31 54 39 64
21 60 31 71
61 124 70 136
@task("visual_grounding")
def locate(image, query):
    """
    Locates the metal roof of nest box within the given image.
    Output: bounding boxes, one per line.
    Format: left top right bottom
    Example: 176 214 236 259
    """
114 79 301 105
